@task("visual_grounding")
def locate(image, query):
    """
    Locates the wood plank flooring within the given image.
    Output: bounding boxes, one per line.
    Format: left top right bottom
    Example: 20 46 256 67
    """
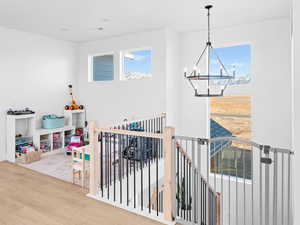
0 161 163 225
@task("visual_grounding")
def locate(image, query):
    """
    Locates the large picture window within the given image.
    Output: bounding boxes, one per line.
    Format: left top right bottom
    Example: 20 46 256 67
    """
210 44 252 179
121 49 152 80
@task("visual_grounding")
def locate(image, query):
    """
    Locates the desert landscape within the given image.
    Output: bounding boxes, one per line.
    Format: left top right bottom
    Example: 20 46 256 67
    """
210 96 251 150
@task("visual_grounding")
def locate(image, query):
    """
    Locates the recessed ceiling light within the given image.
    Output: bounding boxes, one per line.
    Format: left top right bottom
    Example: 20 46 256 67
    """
60 27 70 32
97 27 104 31
101 18 110 23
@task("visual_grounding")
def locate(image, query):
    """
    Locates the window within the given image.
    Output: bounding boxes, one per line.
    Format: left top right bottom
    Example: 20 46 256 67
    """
210 96 252 179
209 44 252 179
91 54 114 81
210 44 251 86
121 49 152 80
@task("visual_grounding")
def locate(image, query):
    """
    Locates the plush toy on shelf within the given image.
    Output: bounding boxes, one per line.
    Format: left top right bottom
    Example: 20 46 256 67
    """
64 84 84 110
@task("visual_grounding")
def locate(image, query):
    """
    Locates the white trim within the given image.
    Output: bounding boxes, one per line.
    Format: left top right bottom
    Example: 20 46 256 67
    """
87 194 175 225
88 52 115 83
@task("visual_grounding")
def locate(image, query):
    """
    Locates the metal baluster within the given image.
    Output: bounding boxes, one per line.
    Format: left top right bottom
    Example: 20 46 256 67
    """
108 133 111 200
148 138 151 213
186 140 188 220
122 126 125 179
126 134 129 206
251 146 254 225
198 140 202 225
281 153 284 225
100 132 103 197
243 149 246 225
220 141 224 225
141 140 144 211
189 162 192 221
105 134 109 198
235 149 238 225
177 142 180 217
207 141 209 225
133 137 136 208
287 152 291 225
156 138 159 216
119 134 122 204
184 154 186 220
192 140 196 223
229 146 231 225
180 140 183 218
265 147 270 225
113 134 116 202
213 142 216 208
260 147 262 225
273 150 278 225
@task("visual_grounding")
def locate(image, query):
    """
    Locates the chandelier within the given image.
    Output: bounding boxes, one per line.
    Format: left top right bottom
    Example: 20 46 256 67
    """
184 5 235 97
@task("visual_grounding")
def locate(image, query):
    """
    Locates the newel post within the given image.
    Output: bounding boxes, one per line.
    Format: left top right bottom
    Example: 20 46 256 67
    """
163 126 175 221
89 120 98 196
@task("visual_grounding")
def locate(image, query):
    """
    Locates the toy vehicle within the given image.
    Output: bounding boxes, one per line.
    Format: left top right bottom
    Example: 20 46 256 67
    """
65 84 84 110
121 123 155 162
7 108 35 115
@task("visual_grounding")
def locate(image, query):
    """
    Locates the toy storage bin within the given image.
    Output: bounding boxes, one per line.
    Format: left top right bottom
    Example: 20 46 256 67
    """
42 115 65 129
53 132 62 149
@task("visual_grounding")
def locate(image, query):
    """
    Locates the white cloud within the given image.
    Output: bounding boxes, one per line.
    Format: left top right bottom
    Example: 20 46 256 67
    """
231 62 244 68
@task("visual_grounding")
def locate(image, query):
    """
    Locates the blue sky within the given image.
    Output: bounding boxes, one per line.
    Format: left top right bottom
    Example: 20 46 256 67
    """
210 44 251 78
124 49 152 74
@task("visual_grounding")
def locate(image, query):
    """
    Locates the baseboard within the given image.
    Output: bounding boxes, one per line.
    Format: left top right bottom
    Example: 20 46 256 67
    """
87 194 175 225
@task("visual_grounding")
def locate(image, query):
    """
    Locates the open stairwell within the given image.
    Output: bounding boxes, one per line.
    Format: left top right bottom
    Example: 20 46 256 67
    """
85 113 293 225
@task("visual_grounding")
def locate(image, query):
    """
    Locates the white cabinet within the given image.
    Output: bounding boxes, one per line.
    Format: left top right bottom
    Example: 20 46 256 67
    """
6 114 36 163
64 110 85 128
34 126 75 153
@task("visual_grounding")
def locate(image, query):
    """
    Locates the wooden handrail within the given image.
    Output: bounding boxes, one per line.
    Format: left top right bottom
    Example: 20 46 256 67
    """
175 141 192 164
95 127 164 139
106 112 166 128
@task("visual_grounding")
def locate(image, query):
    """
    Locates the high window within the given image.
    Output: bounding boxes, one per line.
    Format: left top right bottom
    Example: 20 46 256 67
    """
90 54 114 82
121 49 152 80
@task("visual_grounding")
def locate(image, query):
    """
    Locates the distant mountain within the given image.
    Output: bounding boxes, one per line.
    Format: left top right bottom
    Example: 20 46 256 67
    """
124 72 152 80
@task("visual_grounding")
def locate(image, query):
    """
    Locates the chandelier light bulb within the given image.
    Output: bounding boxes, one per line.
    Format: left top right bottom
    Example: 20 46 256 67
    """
184 67 188 77
193 66 197 75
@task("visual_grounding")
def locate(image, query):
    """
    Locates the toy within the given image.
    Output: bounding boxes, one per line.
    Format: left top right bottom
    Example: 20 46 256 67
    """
20 145 35 154
7 108 35 115
64 84 84 110
66 135 83 155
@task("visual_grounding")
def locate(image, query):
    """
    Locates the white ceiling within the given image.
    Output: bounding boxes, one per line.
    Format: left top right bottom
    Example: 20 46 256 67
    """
0 0 291 43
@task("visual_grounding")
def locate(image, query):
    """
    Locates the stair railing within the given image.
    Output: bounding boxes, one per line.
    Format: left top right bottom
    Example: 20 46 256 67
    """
88 120 175 222
173 135 293 225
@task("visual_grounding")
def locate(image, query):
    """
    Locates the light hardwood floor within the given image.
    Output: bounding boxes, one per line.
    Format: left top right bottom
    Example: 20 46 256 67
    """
0 161 163 225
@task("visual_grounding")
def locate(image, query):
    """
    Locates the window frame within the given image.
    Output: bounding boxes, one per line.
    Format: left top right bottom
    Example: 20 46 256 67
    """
88 52 115 83
206 43 252 181
119 47 153 81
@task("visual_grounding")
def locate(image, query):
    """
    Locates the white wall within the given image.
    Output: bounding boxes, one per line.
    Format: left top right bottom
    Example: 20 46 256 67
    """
178 18 292 149
165 29 181 128
292 0 299 223
0 26 78 161
77 29 167 126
